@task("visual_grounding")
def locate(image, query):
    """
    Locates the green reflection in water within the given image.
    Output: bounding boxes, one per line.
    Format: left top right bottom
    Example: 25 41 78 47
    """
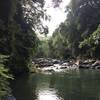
12 70 100 100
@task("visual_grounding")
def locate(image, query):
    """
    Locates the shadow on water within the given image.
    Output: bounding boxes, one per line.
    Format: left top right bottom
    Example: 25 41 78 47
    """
11 70 100 100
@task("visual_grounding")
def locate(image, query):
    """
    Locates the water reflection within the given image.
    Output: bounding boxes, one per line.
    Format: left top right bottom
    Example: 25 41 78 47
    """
37 89 63 100
32 73 63 100
11 70 100 100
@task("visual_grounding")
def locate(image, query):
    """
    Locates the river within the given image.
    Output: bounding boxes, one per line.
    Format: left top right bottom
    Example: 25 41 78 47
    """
11 69 100 100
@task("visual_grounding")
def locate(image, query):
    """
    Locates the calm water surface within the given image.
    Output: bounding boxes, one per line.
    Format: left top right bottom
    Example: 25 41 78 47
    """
12 70 100 100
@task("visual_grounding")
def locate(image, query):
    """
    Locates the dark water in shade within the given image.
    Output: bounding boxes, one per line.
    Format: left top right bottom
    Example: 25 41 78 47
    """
11 70 100 100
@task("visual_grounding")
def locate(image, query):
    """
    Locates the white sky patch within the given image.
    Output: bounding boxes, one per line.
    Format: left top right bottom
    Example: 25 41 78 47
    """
43 0 71 37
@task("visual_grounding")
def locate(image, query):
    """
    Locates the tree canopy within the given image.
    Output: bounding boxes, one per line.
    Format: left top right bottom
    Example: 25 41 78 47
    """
48 0 100 59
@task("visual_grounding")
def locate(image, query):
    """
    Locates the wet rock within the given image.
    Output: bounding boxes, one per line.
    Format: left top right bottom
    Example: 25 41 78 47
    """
95 65 100 69
60 66 67 69
62 62 70 66
52 59 61 64
4 95 16 100
44 69 55 72
75 59 96 69
79 64 91 69
92 60 100 67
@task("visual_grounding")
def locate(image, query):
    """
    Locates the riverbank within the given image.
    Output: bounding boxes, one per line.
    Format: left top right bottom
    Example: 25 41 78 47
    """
31 58 100 73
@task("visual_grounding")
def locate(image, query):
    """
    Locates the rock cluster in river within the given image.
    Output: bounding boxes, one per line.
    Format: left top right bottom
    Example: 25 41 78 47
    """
32 58 100 73
79 60 100 69
32 58 78 72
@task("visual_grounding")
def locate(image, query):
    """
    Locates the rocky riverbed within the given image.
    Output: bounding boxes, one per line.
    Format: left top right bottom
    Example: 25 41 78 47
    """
32 58 78 73
79 59 100 69
31 58 100 73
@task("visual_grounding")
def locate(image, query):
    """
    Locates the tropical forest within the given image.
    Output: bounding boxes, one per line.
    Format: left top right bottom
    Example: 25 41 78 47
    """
0 0 100 100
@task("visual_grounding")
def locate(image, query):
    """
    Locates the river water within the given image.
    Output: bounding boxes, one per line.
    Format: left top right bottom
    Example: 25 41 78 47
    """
11 69 100 100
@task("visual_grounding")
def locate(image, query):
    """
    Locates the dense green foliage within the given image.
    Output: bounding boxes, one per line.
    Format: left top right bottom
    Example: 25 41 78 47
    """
0 0 47 98
49 0 100 59
0 55 13 99
0 0 62 98
35 40 50 58
0 0 47 75
49 29 71 59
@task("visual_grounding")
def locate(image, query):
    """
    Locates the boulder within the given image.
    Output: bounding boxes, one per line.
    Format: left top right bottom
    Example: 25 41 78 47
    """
92 60 100 67
79 64 91 69
90 60 100 69
5 95 16 100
